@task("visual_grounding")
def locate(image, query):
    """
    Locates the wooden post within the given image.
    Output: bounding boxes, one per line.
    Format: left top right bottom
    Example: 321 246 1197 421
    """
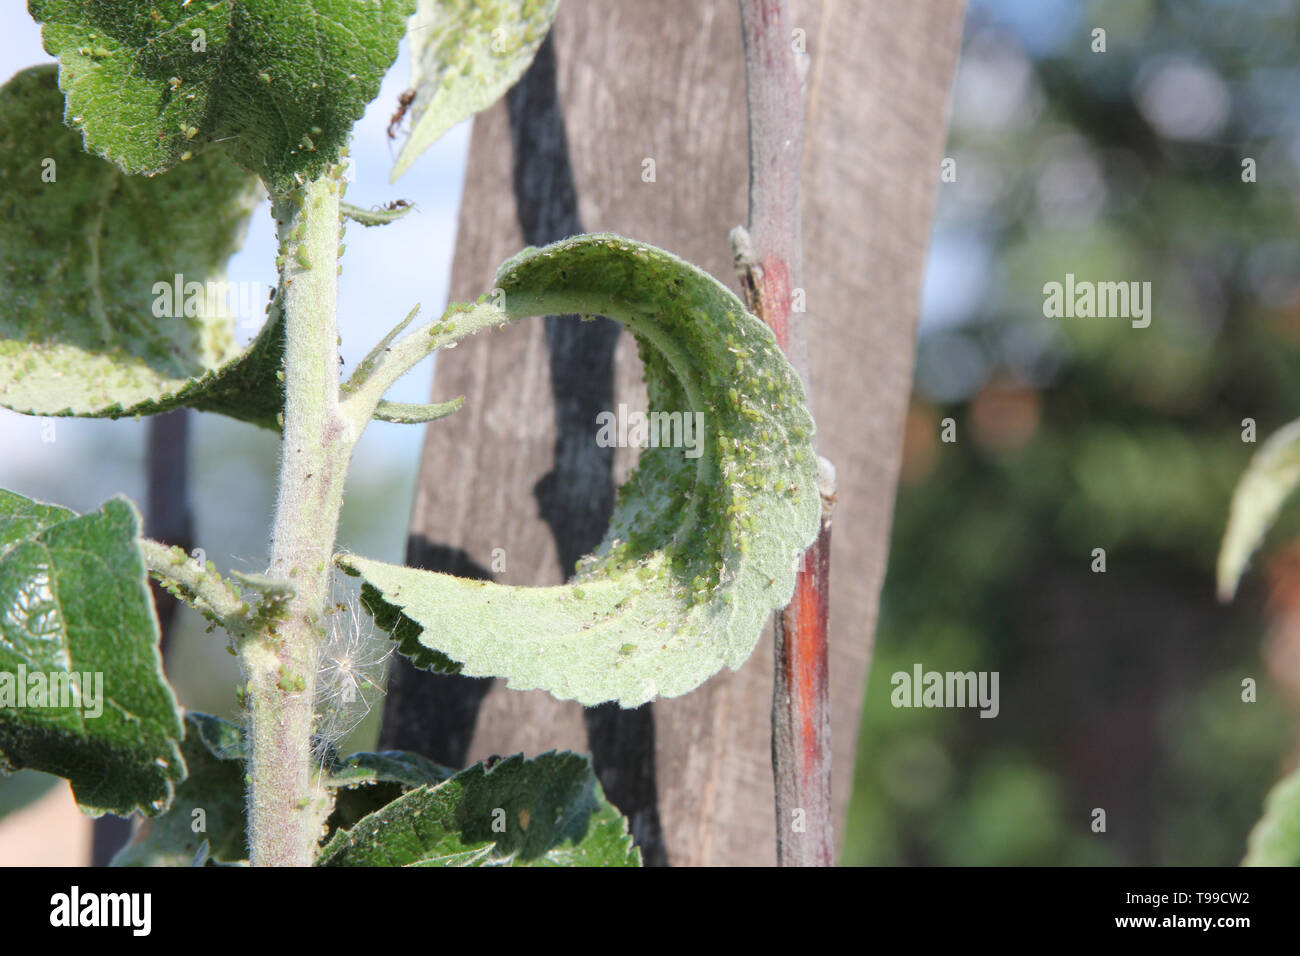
380 0 966 866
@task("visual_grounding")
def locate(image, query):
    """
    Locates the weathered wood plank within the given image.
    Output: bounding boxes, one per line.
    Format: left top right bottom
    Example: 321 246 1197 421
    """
380 0 966 866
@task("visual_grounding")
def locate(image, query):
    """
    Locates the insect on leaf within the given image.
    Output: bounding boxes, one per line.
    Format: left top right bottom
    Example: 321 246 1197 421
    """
391 0 559 181
341 234 821 707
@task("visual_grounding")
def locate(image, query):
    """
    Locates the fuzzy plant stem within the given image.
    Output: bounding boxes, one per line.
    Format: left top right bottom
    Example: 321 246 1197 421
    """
242 168 356 867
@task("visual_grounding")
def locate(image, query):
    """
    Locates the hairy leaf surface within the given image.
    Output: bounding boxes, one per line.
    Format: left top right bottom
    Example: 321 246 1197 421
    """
29 0 413 193
391 0 558 180
341 234 820 706
0 66 285 428
112 711 456 864
0 489 184 817
318 751 640 866
112 712 246 865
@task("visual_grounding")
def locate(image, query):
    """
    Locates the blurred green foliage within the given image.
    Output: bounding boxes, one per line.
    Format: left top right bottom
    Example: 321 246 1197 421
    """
845 0 1300 865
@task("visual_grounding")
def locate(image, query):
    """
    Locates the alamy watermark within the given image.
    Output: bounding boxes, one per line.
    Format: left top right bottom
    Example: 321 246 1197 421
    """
0 665 103 718
595 403 705 459
891 664 999 718
152 273 269 328
50 887 150 936
1042 273 1151 328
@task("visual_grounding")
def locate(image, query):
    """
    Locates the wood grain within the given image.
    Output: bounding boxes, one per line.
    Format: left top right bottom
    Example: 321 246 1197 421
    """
379 0 966 866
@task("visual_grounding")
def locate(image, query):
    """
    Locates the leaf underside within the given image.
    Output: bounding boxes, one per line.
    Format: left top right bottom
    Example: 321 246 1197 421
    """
29 0 414 194
1217 417 1300 601
341 234 821 707
0 489 184 817
392 0 559 181
318 751 641 866
0 65 285 429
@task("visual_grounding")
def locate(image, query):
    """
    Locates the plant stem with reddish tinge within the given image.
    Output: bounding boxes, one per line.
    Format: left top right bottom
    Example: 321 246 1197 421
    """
736 0 836 867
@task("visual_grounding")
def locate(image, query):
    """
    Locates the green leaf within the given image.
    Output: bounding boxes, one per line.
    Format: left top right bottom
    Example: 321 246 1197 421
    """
326 748 453 790
1217 418 1300 601
373 396 464 424
29 0 415 194
340 234 820 706
341 200 415 228
111 710 458 864
112 712 247 865
359 581 462 674
325 747 456 833
318 751 640 866
391 0 559 181
1244 765 1300 866
0 489 184 817
0 65 286 430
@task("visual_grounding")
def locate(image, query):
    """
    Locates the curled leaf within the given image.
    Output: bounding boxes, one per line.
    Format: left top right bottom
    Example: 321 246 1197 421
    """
341 234 820 706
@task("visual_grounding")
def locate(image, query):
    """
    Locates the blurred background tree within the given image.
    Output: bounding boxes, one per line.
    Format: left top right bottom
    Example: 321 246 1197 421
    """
845 0 1300 865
